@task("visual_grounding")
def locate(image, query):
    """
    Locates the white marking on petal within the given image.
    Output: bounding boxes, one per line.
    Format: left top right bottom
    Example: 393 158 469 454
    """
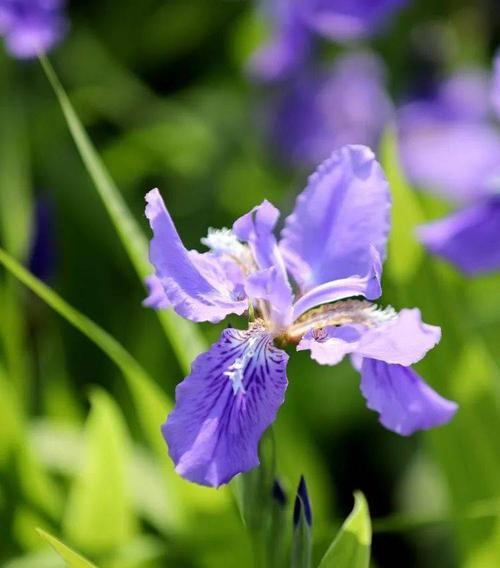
224 335 259 394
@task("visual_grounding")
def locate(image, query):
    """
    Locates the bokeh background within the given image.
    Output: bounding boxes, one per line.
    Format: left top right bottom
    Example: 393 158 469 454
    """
1 0 500 566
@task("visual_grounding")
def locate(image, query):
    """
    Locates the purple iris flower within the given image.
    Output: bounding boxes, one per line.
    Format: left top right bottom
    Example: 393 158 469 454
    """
298 0 409 42
270 51 392 166
399 64 500 274
249 0 312 83
145 145 457 487
250 0 409 81
0 0 67 59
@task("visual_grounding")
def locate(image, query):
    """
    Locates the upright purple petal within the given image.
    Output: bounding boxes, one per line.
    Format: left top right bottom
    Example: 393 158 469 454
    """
280 145 390 292
360 359 457 436
145 189 247 323
163 326 289 487
418 198 500 275
271 52 392 166
234 200 293 328
299 0 408 42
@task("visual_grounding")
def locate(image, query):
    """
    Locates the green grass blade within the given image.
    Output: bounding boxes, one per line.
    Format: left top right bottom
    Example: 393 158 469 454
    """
0 246 170 443
318 492 371 568
37 528 98 568
380 129 425 284
38 54 206 372
63 389 137 555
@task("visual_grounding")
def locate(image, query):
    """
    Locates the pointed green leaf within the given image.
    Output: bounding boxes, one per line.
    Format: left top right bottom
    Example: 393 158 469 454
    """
63 389 136 554
318 492 371 568
380 129 425 284
37 528 98 568
38 54 206 372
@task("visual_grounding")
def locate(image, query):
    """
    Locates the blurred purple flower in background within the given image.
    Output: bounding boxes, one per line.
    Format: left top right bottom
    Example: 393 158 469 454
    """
399 59 500 274
270 51 392 166
0 0 67 59
299 0 409 42
145 145 456 487
250 0 409 82
249 0 311 83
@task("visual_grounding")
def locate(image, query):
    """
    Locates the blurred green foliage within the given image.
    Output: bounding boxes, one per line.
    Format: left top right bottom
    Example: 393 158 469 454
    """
1 1 500 567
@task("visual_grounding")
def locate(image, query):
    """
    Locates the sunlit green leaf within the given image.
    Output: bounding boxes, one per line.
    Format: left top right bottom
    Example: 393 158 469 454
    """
380 129 425 284
318 492 371 568
37 528 98 568
38 54 206 373
63 389 136 555
0 64 33 403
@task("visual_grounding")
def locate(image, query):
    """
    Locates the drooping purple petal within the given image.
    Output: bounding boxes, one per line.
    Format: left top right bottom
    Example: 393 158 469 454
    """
270 52 392 166
0 0 67 59
360 358 457 435
143 275 170 310
292 247 382 321
298 308 440 367
163 326 289 487
280 145 390 292
249 0 311 82
418 198 500 275
145 189 247 323
234 200 293 328
298 0 409 42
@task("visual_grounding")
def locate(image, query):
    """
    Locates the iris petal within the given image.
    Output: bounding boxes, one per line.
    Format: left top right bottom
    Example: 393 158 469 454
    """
280 145 390 293
299 0 408 42
419 199 500 275
163 327 288 487
145 189 247 323
143 275 170 310
234 200 293 328
298 308 440 367
360 359 457 436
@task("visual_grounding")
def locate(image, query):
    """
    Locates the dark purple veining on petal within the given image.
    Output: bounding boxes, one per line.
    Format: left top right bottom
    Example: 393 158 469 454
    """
163 326 288 487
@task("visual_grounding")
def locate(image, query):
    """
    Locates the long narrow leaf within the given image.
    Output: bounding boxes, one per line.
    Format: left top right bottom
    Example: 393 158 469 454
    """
0 245 170 424
38 54 206 372
37 529 98 568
